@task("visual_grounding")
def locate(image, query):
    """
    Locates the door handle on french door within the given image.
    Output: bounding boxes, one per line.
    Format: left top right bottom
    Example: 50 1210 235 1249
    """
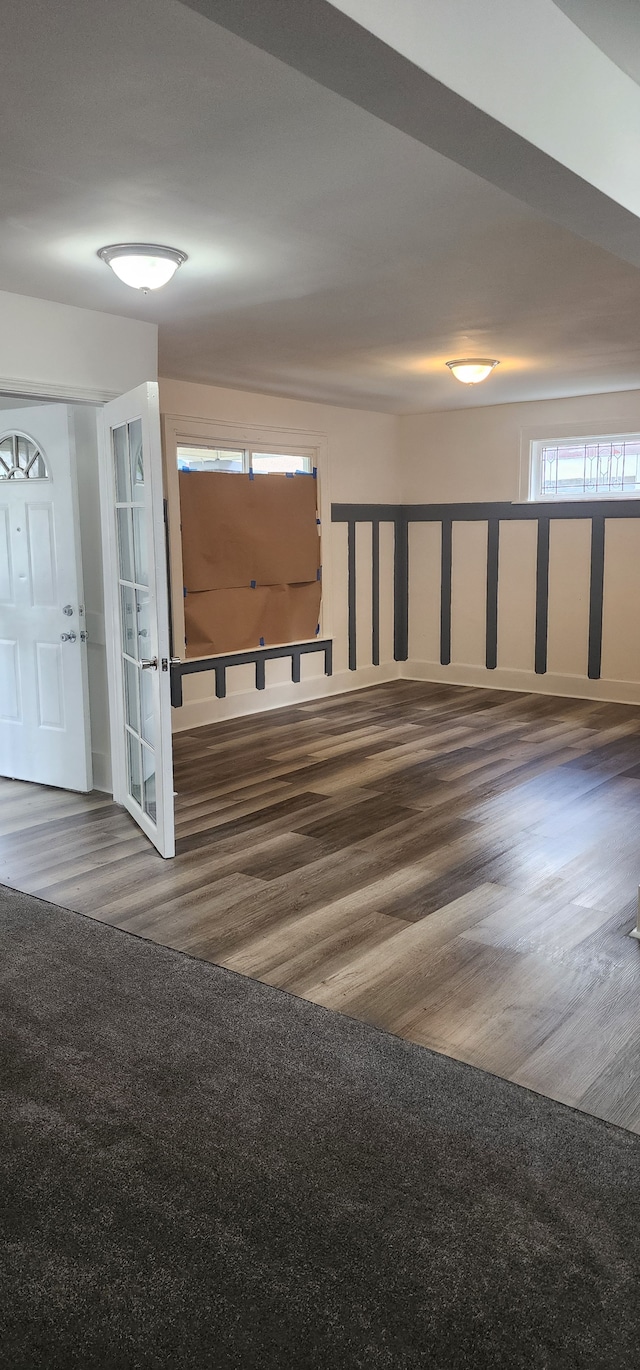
140 657 158 670
60 631 77 643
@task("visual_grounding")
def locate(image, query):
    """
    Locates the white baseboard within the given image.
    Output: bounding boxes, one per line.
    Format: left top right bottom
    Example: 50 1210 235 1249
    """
170 652 640 735
171 663 401 732
402 659 640 707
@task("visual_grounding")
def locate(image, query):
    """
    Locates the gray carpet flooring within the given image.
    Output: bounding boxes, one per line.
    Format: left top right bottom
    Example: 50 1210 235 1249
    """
1 882 639 1369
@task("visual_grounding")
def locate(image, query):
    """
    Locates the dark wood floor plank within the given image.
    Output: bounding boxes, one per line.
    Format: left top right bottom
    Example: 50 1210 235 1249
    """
2 679 640 1133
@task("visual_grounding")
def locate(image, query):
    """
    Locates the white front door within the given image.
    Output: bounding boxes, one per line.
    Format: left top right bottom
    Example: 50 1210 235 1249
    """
0 405 92 791
101 383 174 858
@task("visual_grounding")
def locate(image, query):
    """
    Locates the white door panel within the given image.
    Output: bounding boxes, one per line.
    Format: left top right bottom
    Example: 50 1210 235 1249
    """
0 406 92 791
0 640 20 720
101 383 174 858
26 504 57 604
35 642 65 728
0 506 12 600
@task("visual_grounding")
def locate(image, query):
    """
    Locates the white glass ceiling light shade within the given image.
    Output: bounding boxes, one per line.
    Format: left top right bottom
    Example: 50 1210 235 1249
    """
446 358 500 384
98 243 187 291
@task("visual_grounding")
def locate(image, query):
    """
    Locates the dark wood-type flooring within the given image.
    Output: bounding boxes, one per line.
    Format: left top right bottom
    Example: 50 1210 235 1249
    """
2 680 640 1132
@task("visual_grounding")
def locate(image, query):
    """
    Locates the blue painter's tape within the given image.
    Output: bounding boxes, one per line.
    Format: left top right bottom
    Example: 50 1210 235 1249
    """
316 566 322 581
286 471 293 478
249 469 254 480
312 466 317 478
316 518 321 526
183 587 187 597
315 623 320 635
259 636 265 646
250 579 256 589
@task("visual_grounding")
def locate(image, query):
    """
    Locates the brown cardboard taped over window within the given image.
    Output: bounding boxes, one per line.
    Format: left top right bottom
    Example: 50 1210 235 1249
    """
179 470 319 591
184 581 322 658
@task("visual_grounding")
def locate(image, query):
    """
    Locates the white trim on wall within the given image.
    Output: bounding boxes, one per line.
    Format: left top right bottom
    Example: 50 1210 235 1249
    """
404 658 640 706
0 376 120 406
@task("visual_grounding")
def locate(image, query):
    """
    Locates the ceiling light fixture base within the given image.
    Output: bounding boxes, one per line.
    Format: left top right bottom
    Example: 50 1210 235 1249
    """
98 243 188 292
446 358 500 384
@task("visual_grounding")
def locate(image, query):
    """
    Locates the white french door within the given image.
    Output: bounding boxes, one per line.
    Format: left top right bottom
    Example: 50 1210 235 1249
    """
0 405 92 791
101 383 174 858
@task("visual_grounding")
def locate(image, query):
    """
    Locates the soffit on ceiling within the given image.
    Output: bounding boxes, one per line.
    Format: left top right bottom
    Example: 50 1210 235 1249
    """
553 0 640 87
1 0 639 412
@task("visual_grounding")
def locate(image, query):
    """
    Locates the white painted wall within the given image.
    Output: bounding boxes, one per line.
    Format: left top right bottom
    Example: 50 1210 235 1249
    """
0 290 157 401
402 388 640 504
160 378 400 729
401 388 640 703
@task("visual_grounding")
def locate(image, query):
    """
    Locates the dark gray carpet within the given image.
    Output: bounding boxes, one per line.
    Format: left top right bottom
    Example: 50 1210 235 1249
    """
1 885 639 1370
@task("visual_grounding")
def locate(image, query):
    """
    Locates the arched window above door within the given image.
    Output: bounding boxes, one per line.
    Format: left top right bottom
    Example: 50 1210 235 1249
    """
0 433 49 480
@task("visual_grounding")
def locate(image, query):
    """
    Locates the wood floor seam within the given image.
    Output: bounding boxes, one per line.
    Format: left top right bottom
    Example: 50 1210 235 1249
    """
2 679 640 1133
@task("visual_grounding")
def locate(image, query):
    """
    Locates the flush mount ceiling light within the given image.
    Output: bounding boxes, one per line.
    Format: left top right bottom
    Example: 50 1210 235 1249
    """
446 358 500 385
98 243 187 292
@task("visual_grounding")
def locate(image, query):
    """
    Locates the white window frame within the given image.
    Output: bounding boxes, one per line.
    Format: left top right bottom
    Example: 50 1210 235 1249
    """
162 414 330 665
176 442 314 474
519 420 640 502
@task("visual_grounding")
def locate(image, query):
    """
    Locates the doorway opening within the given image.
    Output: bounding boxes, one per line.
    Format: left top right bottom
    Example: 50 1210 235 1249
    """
1 381 174 858
0 397 108 795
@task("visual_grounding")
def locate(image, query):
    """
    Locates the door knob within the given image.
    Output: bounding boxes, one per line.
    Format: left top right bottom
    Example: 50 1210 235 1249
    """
62 604 74 616
140 657 158 670
60 631 77 643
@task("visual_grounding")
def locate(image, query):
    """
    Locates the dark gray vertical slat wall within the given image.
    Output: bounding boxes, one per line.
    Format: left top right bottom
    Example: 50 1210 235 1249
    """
347 520 357 672
371 521 380 667
587 516 606 681
485 518 500 670
332 499 640 683
439 519 452 667
170 640 333 707
393 514 409 663
534 516 550 675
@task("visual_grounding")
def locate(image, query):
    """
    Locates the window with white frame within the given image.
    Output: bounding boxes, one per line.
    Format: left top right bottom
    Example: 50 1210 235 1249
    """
530 434 640 500
176 443 314 475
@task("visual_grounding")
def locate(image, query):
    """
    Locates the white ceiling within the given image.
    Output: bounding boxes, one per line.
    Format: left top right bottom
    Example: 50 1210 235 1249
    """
2 0 640 413
553 1 640 87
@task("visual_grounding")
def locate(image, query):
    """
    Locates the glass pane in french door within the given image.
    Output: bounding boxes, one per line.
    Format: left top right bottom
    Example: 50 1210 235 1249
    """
113 419 158 816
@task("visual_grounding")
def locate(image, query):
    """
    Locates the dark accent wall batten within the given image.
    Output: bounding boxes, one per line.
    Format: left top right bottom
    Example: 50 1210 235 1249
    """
485 518 500 670
371 521 380 667
534 517 550 675
394 514 409 663
331 499 640 687
587 515 605 681
440 519 452 667
170 640 333 707
347 520 357 672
